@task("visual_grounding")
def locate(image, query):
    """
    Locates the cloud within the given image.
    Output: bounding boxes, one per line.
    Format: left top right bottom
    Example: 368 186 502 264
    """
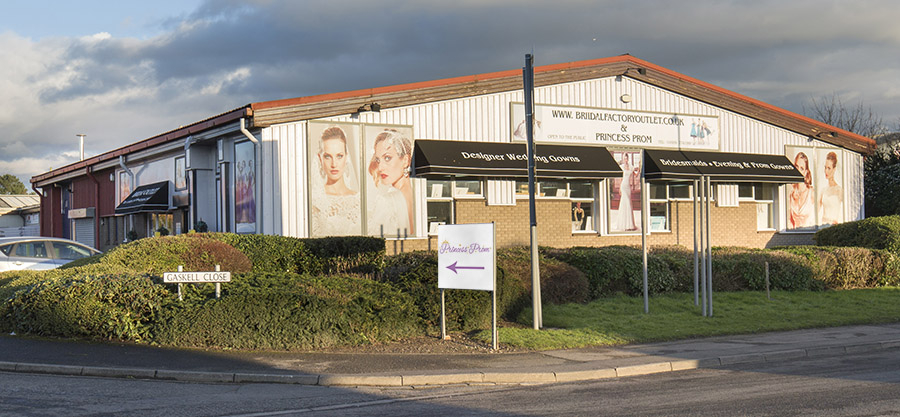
2 0 900 185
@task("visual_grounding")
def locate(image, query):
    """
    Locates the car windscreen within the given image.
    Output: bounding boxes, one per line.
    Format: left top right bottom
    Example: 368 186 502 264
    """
14 242 49 258
51 241 94 260
0 244 11 256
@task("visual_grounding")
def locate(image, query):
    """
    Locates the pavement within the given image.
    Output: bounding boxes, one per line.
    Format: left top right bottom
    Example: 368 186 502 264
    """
2 323 900 387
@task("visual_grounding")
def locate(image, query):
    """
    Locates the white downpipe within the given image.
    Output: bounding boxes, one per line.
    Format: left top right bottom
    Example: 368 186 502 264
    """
239 118 263 234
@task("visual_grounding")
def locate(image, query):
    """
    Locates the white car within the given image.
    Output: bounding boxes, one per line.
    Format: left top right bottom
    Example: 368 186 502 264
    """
0 237 101 272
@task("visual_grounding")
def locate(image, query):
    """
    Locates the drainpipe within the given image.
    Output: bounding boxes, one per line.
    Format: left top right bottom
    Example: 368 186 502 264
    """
183 135 194 231
239 118 263 234
31 184 44 236
119 156 135 238
86 166 100 249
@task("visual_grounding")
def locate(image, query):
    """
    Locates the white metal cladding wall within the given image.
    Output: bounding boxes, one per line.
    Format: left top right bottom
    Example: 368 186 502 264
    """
264 74 866 236
263 122 308 238
846 152 864 221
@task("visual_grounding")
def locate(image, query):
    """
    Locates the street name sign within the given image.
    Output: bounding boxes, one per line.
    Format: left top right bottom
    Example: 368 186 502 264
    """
163 271 231 283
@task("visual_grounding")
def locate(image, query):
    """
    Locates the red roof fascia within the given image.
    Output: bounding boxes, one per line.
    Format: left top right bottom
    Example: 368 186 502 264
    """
251 56 628 111
609 56 875 147
252 54 873 147
32 107 250 184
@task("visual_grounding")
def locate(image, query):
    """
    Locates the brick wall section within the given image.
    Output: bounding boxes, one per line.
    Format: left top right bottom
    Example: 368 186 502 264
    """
387 198 815 254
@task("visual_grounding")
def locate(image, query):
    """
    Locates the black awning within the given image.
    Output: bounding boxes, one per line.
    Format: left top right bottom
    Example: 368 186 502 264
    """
643 149 805 183
412 140 622 180
115 181 170 215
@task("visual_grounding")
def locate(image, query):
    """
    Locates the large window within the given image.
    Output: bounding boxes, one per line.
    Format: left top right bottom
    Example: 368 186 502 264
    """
569 180 595 232
426 179 483 234
739 183 776 230
609 181 705 234
516 180 596 232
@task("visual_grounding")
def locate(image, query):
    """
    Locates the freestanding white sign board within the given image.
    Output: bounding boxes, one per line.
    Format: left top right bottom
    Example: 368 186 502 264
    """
438 222 496 291
437 222 498 349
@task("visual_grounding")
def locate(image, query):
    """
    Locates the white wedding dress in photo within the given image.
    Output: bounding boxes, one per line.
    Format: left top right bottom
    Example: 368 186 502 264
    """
367 184 410 236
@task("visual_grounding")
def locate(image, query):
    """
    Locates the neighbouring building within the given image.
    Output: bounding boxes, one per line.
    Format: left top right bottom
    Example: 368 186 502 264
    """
30 55 874 253
0 195 40 238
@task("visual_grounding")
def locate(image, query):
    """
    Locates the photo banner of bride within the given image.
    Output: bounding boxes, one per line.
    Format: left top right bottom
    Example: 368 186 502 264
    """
784 145 844 231
608 150 642 234
363 124 415 237
307 121 415 238
307 121 363 237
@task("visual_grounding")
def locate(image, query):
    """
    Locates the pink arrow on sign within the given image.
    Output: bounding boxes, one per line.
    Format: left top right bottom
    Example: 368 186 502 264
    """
446 261 485 274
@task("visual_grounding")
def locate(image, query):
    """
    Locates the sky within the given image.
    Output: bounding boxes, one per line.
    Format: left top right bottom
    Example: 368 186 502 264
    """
2 0 899 187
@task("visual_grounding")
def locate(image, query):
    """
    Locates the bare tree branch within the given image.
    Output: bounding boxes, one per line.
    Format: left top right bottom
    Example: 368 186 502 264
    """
804 93 887 138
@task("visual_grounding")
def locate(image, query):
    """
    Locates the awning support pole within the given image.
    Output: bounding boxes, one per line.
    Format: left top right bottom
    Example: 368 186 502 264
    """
706 176 713 316
641 166 649 314
693 178 699 307
700 176 708 317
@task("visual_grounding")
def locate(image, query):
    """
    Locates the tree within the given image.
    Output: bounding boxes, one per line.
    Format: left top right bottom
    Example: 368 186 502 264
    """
0 174 28 195
863 146 900 217
805 93 887 138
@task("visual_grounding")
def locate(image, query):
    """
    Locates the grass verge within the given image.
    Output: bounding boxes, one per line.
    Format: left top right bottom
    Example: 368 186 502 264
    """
478 287 900 350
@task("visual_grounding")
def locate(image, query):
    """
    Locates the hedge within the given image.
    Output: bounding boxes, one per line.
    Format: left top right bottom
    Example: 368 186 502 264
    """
4 232 900 350
377 248 589 332
545 246 688 297
814 215 900 253
154 273 422 350
3 271 422 350
4 274 169 341
201 233 385 275
777 246 900 289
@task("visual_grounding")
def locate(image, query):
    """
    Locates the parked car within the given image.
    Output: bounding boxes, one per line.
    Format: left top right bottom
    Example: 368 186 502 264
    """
0 237 101 272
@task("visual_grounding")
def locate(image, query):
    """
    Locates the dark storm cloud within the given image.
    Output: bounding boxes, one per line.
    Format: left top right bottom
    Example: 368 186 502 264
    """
10 0 900 185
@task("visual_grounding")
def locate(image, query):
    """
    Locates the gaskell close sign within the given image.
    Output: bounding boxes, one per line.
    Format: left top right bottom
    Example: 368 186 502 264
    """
437 223 495 291
163 271 232 283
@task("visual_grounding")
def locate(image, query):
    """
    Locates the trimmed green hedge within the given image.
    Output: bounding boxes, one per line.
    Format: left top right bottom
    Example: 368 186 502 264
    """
96 235 253 274
778 246 900 289
3 271 422 350
545 246 689 297
4 232 900 351
5 274 169 341
815 215 900 253
377 248 589 332
155 273 422 350
202 233 385 275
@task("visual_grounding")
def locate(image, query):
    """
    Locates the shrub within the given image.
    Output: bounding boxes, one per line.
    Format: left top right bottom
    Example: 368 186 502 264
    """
711 247 821 291
155 273 421 350
202 233 386 275
201 233 313 273
814 215 900 253
4 275 170 341
777 246 900 289
304 236 386 275
498 247 590 305
377 248 589 332
378 251 493 332
545 246 683 298
98 235 252 275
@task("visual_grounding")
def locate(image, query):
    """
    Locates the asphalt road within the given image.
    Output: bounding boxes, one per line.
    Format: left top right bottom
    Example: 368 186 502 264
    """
3 347 900 416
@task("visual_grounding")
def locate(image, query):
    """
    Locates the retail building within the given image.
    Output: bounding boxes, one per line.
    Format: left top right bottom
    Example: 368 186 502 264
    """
31 55 874 252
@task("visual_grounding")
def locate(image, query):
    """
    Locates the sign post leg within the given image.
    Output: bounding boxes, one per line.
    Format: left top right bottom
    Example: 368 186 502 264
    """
215 264 221 299
441 289 447 340
492 289 498 350
177 265 183 301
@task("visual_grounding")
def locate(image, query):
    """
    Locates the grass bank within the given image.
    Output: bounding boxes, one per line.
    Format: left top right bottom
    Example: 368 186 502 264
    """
483 287 900 350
